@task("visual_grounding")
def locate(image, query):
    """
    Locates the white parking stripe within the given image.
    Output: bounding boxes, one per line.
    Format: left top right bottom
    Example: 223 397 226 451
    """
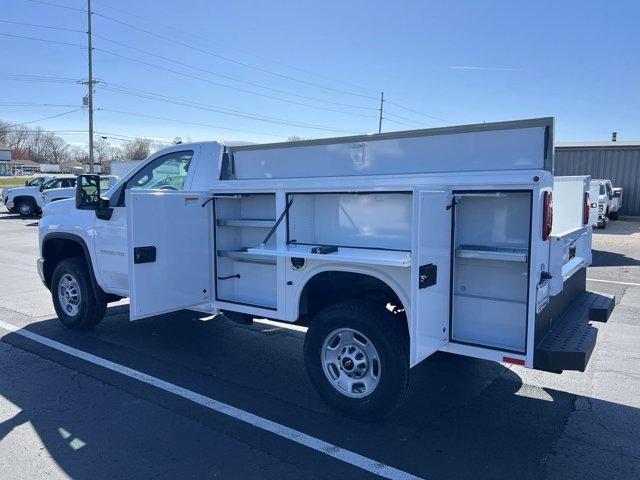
587 278 640 287
0 320 422 480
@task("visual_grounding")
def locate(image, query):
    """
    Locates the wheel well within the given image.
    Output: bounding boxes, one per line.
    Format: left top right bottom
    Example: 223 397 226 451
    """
13 195 36 206
298 271 407 334
42 237 87 289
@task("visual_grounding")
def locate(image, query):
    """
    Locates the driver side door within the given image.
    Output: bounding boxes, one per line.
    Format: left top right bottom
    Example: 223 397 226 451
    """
94 148 198 295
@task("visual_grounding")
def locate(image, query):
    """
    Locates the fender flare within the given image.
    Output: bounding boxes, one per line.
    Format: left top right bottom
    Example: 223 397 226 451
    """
41 232 106 300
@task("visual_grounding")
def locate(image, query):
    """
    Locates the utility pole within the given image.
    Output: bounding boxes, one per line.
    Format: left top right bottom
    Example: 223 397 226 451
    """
378 91 384 134
87 0 95 173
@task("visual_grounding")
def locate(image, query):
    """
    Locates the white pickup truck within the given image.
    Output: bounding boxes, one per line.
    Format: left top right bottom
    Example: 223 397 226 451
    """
42 175 118 206
38 118 614 419
4 175 77 216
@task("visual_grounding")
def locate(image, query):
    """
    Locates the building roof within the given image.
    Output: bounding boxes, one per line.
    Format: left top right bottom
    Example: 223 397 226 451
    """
557 141 640 148
5 158 42 167
0 145 11 151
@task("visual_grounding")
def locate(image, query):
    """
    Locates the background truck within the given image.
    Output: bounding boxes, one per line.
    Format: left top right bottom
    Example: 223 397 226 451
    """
42 175 118 206
4 175 77 216
38 118 614 419
588 179 615 228
609 187 623 220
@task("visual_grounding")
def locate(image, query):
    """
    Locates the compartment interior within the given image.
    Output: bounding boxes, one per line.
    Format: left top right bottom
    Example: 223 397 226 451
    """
214 194 277 308
451 191 532 352
287 192 412 251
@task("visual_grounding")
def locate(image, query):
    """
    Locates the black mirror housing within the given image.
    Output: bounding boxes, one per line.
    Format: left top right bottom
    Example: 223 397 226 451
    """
76 174 101 210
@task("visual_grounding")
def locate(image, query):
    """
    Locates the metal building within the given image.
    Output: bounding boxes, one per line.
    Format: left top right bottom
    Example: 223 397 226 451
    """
554 141 640 216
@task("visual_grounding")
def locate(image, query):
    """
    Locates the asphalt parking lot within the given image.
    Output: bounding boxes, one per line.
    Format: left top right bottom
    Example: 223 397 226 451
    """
1 207 639 480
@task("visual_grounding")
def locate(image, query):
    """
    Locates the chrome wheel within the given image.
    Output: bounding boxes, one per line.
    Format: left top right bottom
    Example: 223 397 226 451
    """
321 328 381 398
58 273 82 317
18 202 33 216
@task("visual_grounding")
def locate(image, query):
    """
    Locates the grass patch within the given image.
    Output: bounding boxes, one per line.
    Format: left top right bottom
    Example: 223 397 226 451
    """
0 177 29 188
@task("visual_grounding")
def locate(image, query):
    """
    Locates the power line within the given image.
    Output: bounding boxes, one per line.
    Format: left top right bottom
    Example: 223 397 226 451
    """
0 102 81 108
95 47 377 119
0 73 81 84
92 33 377 113
0 19 85 33
98 109 296 138
9 108 84 127
0 32 84 48
100 83 368 133
92 11 379 101
385 100 454 124
23 0 86 13
92 0 376 96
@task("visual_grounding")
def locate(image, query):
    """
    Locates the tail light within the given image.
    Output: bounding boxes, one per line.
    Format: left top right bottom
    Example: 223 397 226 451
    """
583 192 590 225
542 191 553 240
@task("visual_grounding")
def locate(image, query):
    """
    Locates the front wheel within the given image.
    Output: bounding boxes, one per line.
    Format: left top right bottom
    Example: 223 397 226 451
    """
16 200 36 217
304 301 412 420
609 211 618 220
52 257 107 330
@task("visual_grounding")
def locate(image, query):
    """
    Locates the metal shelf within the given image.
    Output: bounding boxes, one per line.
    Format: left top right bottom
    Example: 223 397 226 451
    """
455 245 528 263
216 219 275 228
216 249 276 265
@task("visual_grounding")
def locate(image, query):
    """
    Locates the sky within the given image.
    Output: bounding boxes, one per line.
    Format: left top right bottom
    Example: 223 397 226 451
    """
1 0 639 149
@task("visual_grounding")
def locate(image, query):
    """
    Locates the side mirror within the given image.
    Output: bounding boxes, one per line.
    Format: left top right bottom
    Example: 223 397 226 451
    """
39 185 45 192
76 174 101 210
25 180 29 186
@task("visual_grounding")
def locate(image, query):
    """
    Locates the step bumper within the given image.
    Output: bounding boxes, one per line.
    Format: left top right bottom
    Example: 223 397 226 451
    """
534 291 614 373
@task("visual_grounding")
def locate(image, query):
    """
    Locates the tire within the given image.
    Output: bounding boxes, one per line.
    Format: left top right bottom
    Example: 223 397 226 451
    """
51 257 107 330
598 219 606 229
304 300 412 420
16 199 36 217
609 211 618 220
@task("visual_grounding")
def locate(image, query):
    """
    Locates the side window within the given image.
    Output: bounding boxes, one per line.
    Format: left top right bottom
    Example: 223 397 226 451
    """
43 179 61 190
61 179 75 188
126 150 193 193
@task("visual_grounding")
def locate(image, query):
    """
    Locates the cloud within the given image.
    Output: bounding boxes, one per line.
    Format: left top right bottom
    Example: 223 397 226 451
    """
448 66 524 71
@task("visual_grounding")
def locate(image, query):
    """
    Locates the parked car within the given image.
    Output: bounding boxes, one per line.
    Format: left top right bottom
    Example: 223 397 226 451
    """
4 175 77 216
38 118 614 419
42 175 118 206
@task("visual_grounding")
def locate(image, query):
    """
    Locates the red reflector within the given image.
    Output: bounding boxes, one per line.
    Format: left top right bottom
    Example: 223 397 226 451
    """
542 191 553 241
503 356 525 365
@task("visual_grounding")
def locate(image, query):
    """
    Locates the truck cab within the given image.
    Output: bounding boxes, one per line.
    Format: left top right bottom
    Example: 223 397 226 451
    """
38 120 614 419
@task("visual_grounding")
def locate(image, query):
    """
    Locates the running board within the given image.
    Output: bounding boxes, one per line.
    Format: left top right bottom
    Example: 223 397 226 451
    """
579 291 615 323
534 294 602 373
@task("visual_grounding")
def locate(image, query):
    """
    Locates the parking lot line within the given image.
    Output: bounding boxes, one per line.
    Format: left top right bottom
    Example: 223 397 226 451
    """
0 319 422 480
587 277 640 287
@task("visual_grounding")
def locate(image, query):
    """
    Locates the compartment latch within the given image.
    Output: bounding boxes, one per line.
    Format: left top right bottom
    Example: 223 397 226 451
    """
419 264 437 289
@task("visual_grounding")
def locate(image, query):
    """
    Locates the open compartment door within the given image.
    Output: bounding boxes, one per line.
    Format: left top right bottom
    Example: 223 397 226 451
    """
410 189 453 365
127 191 213 320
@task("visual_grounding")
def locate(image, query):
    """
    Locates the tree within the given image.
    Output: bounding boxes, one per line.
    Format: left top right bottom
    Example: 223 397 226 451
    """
121 138 157 160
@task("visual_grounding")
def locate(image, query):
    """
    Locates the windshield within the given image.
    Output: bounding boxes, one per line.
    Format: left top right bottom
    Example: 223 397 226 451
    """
26 177 46 187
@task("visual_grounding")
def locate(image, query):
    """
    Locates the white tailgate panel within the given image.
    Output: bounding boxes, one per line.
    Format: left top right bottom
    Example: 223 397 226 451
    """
128 191 212 320
411 189 452 365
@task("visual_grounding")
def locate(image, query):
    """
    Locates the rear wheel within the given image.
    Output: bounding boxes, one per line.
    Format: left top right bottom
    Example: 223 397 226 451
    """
52 257 107 329
304 300 412 420
16 199 36 217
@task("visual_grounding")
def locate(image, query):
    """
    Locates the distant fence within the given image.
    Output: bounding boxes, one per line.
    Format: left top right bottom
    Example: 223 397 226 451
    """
555 145 640 216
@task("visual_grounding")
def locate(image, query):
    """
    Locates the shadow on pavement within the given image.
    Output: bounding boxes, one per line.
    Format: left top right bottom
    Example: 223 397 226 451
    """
1 307 638 479
592 249 640 267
